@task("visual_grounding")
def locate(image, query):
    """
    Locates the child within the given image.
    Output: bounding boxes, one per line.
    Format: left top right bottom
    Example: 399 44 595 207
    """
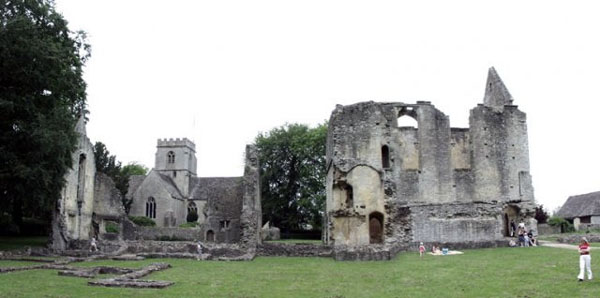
196 240 203 261
578 237 592 281
419 242 425 258
89 237 98 252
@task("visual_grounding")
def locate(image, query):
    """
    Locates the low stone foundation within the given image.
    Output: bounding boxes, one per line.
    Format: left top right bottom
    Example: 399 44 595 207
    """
257 243 333 257
557 234 600 244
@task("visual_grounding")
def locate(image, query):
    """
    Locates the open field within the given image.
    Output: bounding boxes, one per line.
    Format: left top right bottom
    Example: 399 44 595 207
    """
0 246 598 297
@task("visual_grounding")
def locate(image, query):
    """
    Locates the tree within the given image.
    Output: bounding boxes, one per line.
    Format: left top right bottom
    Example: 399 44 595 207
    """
255 123 327 233
93 142 148 213
0 0 90 229
534 204 549 224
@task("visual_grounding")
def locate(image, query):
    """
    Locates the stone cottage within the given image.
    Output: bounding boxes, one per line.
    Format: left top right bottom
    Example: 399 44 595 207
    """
128 138 262 244
557 191 600 231
324 68 537 256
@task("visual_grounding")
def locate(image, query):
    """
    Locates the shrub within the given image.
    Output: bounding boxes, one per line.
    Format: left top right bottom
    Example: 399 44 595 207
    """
548 216 574 233
105 221 119 233
186 211 199 223
179 222 199 228
128 216 156 227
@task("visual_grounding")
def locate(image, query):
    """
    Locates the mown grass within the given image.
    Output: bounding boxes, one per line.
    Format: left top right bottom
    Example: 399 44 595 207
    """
0 246 597 297
0 236 48 251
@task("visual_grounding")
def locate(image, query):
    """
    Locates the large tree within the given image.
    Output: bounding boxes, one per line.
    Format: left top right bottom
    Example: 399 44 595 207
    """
93 142 148 213
255 123 327 233
0 0 90 228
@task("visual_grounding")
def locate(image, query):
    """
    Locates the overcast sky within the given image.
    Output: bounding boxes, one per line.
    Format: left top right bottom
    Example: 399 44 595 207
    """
55 0 600 212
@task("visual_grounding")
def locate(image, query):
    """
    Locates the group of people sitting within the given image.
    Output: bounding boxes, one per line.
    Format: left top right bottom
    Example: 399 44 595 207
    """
509 221 537 247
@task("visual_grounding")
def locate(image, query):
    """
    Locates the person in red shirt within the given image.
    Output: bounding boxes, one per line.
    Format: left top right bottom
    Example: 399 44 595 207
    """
419 242 425 258
578 237 592 281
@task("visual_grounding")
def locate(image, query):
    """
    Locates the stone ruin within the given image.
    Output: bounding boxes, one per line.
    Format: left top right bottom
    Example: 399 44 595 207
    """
323 67 538 260
39 66 538 265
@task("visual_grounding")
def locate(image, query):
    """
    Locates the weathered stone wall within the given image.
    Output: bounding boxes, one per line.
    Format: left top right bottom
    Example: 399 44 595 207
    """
536 223 560 235
201 177 243 243
128 171 185 227
134 227 204 241
240 145 262 248
52 118 97 251
325 68 538 254
257 243 332 257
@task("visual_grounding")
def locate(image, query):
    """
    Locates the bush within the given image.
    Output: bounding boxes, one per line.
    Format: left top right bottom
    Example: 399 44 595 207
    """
128 216 156 227
105 221 119 233
186 211 199 223
179 222 199 228
548 216 574 233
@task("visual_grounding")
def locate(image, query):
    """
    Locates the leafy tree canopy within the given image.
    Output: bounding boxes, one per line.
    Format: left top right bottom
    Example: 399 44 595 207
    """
0 0 90 227
93 142 148 213
255 122 327 233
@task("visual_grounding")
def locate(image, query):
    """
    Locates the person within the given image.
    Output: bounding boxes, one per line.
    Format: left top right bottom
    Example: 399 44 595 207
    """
578 237 592 281
419 242 425 258
527 230 536 246
89 236 98 252
510 220 516 237
517 227 525 247
508 239 517 247
523 230 530 247
196 240 203 261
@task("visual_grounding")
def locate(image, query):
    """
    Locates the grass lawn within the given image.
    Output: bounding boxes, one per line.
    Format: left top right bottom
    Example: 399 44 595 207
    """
0 246 598 297
0 236 48 251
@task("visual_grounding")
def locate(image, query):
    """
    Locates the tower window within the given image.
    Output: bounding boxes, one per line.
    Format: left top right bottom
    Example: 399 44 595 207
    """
167 151 175 164
188 201 197 214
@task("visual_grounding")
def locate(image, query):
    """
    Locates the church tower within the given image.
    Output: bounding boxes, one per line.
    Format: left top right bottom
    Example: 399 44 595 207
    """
154 138 197 197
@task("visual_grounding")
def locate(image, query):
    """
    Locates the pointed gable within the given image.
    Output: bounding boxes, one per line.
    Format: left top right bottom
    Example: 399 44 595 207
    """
483 67 514 110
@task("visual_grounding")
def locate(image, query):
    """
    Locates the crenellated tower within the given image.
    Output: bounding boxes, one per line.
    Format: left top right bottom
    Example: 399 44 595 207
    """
154 138 197 197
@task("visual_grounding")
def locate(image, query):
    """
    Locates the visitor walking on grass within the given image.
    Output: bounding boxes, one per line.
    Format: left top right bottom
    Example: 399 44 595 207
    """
578 237 592 281
419 242 425 258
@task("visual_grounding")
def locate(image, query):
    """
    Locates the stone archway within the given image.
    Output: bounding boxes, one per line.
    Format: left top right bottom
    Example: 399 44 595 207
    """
369 212 384 244
502 205 520 237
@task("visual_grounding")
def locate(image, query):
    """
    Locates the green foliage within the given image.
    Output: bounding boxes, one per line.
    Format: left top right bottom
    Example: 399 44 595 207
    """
548 216 574 233
93 142 148 213
0 247 598 297
186 211 198 223
534 205 549 224
105 221 119 233
128 216 155 227
178 222 199 228
0 0 90 228
255 122 327 232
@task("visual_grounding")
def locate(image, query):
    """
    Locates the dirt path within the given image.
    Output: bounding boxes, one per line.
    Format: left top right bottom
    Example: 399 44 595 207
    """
538 240 599 250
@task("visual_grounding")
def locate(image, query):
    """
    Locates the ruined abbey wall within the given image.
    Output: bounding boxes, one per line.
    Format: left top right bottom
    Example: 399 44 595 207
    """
324 68 537 255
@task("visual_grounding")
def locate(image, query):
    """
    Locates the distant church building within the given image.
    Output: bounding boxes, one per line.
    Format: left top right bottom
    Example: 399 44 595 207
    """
128 138 260 243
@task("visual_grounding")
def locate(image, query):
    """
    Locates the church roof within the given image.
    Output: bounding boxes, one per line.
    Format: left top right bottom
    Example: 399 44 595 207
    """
557 191 600 219
189 177 243 201
126 175 146 199
157 173 184 199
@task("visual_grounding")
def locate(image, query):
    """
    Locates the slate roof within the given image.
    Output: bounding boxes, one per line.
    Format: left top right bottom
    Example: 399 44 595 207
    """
189 177 243 201
157 173 184 199
557 191 600 219
126 175 146 199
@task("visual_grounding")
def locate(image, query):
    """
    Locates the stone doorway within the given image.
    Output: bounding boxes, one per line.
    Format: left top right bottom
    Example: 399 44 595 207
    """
369 212 384 244
206 230 215 242
502 205 519 237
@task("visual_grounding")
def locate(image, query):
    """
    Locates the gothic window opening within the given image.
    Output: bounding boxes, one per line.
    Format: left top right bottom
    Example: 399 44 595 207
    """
397 107 418 128
188 201 197 215
76 154 86 203
381 145 390 169
167 151 175 164
146 197 156 219
343 183 353 208
220 220 230 230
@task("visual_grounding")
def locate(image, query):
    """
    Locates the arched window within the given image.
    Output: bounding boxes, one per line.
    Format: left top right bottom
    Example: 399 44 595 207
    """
167 151 175 164
146 197 156 219
206 230 215 242
188 201 197 215
381 145 390 169
397 107 418 128
76 154 86 203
